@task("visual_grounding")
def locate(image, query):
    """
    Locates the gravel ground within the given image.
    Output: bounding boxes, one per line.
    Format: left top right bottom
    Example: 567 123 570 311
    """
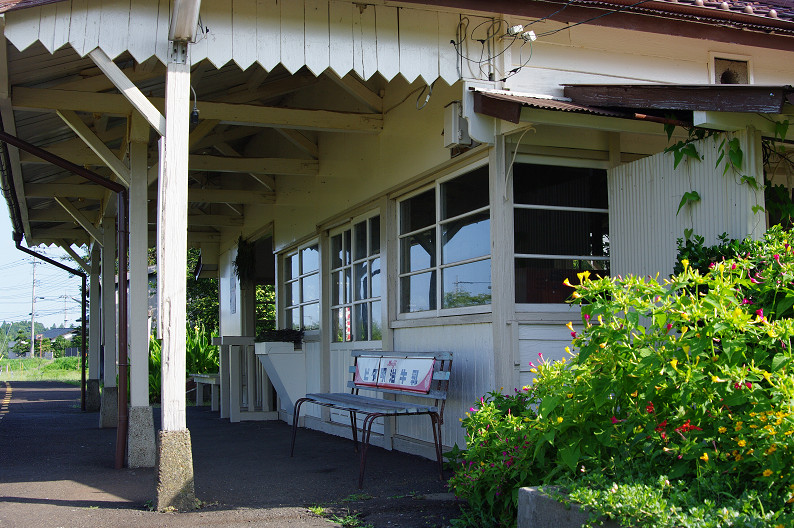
0 381 462 528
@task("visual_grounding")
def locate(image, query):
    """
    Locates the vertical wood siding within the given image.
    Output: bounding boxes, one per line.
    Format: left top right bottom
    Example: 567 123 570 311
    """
5 0 462 85
393 323 493 450
609 129 765 279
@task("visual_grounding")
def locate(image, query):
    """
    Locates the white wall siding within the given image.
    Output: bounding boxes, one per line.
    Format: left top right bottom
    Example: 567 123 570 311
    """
518 323 577 389
393 323 493 450
302 340 323 419
609 128 765 279
4 0 462 85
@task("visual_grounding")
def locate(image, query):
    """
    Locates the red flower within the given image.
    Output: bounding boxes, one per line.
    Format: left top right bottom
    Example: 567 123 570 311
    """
655 419 667 432
646 401 655 414
674 419 702 433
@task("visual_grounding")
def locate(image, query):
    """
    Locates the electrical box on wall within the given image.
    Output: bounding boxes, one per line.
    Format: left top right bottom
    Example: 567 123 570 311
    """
444 101 471 148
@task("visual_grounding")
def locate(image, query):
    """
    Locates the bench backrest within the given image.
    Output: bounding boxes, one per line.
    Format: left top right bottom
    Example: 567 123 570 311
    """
347 350 452 419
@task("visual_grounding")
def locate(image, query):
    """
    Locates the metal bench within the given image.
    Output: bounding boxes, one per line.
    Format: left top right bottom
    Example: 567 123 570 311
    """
190 373 220 411
290 350 452 488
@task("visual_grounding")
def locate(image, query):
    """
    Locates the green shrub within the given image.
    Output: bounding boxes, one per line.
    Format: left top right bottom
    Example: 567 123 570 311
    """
449 226 794 527
42 356 80 371
148 325 218 404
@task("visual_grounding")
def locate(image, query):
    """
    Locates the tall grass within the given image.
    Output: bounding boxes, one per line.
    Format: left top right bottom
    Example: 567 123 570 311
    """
0 357 81 382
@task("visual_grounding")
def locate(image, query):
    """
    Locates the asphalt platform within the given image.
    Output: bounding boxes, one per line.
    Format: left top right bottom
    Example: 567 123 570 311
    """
0 381 461 528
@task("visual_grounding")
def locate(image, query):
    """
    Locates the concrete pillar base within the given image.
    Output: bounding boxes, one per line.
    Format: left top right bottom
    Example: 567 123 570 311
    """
99 386 118 428
85 379 101 412
155 429 199 511
127 406 156 468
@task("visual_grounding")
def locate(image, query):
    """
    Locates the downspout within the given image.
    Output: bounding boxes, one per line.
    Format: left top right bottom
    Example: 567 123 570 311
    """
0 127 129 465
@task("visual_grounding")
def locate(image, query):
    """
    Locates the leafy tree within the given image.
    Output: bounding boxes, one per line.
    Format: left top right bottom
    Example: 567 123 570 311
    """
12 329 30 357
51 335 69 358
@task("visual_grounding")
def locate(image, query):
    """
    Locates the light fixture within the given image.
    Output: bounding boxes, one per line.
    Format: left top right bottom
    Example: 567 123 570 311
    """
169 0 202 42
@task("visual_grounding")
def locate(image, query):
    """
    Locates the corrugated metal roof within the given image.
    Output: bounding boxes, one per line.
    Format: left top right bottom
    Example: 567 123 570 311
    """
575 0 794 25
481 91 628 117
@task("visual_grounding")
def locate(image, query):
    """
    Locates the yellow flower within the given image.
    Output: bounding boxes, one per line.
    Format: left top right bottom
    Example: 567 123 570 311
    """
737 439 747 447
523 417 530 422
699 452 709 462
576 270 591 282
785 430 794 436
556 417 564 424
599 342 606 348
763 469 773 477
735 422 743 431
630 391 638 398
566 321 574 331
734 454 743 461
670 358 679 371
530 368 538 374
681 259 689 271
718 426 727 433
563 277 573 287
766 445 777 454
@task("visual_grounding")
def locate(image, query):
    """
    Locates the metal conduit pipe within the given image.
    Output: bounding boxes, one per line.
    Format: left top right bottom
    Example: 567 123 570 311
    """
0 127 130 468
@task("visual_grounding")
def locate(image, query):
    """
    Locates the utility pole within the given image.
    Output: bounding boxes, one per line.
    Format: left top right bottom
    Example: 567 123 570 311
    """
29 258 37 358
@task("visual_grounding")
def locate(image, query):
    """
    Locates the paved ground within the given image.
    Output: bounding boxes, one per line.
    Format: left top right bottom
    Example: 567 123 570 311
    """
0 381 461 528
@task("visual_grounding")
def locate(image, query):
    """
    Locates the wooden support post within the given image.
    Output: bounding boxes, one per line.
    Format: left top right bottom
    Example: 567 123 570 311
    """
85 243 102 412
229 345 241 422
129 112 151 409
219 343 230 419
155 40 197 512
99 217 118 428
128 112 155 468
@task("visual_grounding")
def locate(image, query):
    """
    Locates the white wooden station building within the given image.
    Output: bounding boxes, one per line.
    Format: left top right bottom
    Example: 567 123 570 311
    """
0 0 792 506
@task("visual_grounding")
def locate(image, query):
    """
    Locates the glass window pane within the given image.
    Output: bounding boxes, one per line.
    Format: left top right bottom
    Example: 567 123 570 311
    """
354 303 368 341
442 259 491 308
332 271 343 306
343 231 351 265
286 280 299 307
441 166 489 219
302 274 319 302
515 258 609 304
370 258 381 299
513 164 608 209
400 271 436 312
369 216 380 255
442 213 490 264
400 229 435 273
302 245 319 274
332 307 352 342
354 221 367 261
371 301 382 341
285 253 299 281
354 261 368 301
400 189 435 233
331 234 343 270
514 210 609 257
286 308 299 330
303 303 320 330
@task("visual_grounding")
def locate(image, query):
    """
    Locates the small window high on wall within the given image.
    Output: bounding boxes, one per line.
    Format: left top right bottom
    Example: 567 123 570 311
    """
398 164 491 314
284 244 320 330
514 164 609 304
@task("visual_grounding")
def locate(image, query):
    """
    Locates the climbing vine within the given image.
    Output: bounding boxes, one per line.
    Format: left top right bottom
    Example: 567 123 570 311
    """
664 118 793 234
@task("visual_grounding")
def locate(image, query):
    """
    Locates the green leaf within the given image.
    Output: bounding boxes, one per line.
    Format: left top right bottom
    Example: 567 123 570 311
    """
682 143 700 162
772 354 789 372
664 122 676 141
684 228 694 240
774 119 789 141
740 175 758 190
558 443 581 472
752 205 765 215
539 395 561 419
677 191 701 215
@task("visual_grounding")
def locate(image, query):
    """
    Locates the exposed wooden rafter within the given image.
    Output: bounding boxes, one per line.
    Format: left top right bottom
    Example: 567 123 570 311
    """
57 109 130 187
13 87 384 133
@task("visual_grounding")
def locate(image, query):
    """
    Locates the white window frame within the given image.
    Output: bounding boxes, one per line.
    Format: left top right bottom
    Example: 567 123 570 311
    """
397 159 492 320
328 211 383 345
512 156 610 312
282 240 321 334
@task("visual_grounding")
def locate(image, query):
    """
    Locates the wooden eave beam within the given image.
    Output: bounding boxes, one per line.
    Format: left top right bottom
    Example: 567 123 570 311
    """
185 214 244 227
325 74 383 113
56 240 91 273
146 188 275 204
276 129 319 159
563 84 793 113
188 155 317 175
692 111 787 135
212 142 275 191
25 183 107 200
18 125 126 165
13 88 383 133
57 109 130 187
53 64 164 93
88 48 166 135
188 119 220 150
54 196 104 245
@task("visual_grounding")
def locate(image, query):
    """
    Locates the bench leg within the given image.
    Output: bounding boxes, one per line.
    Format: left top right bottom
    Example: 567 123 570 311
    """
290 398 310 457
430 413 444 480
349 411 359 453
358 413 382 489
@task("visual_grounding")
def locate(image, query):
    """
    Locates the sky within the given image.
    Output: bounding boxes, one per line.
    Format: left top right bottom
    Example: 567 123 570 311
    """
0 210 83 330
